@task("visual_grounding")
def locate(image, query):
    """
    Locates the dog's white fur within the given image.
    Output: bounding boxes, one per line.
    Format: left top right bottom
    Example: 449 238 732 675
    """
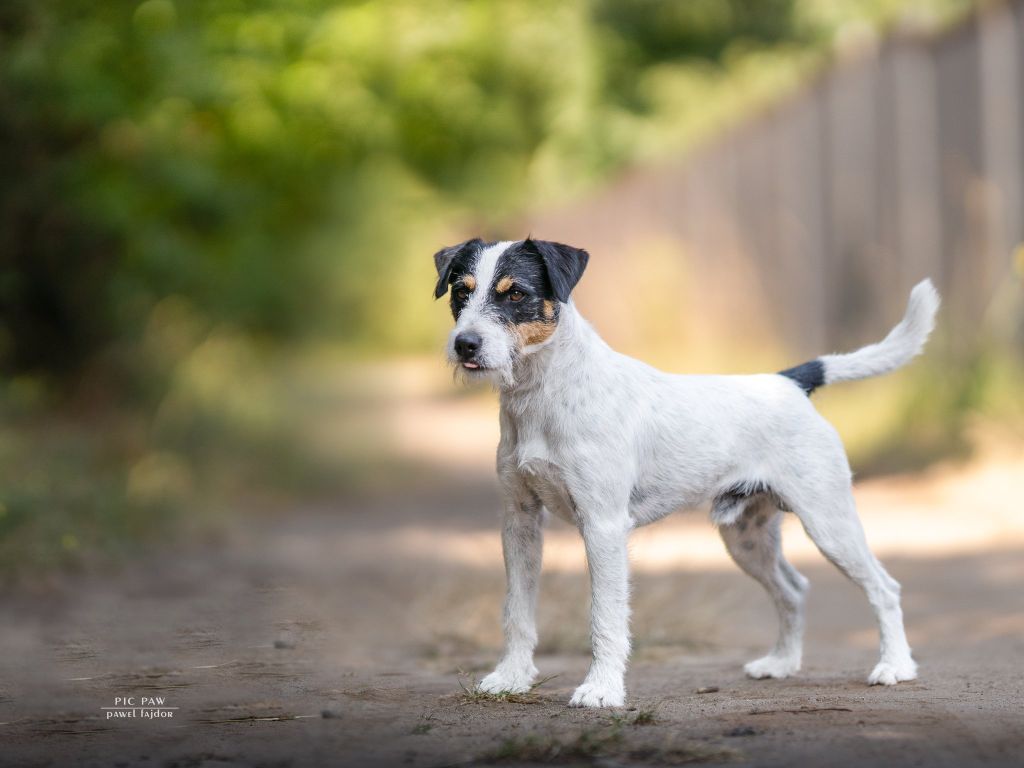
446 241 939 707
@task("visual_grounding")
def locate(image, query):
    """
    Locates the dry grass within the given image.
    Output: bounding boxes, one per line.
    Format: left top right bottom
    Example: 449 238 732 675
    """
626 705 660 726
605 704 663 728
485 727 624 764
455 673 561 705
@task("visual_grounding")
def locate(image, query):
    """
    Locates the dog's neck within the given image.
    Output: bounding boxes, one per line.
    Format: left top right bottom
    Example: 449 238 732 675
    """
501 301 609 400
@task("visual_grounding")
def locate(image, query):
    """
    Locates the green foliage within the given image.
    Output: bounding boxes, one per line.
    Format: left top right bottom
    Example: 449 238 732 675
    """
595 0 803 104
1 0 601 375
2 0 975 379
0 0 986 575
0 385 176 575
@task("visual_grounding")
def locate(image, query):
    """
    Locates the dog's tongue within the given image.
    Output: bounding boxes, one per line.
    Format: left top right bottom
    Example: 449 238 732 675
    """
463 362 479 369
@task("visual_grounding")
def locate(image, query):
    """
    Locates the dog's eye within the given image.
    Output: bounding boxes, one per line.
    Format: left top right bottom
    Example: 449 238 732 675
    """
454 288 470 301
508 290 525 302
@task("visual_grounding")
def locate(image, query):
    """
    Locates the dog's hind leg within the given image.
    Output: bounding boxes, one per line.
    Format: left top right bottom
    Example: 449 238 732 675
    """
792 486 917 685
719 497 808 679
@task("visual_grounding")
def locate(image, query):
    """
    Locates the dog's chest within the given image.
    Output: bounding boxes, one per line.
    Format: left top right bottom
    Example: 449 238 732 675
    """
502 415 580 525
522 460 577 524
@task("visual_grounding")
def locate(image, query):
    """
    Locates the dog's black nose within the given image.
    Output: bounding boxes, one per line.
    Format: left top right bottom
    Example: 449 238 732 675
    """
454 332 482 360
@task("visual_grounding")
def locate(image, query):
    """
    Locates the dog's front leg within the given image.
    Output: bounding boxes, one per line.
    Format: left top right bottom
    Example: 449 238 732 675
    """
478 497 543 695
569 516 630 708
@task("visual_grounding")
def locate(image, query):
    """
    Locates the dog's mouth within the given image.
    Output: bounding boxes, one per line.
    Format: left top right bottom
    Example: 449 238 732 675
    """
455 353 494 372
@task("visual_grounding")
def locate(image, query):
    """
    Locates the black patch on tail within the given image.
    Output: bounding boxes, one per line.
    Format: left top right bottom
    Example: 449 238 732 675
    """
778 359 825 395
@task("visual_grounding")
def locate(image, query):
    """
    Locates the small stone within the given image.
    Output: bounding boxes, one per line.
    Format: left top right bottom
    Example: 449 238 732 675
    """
726 725 756 737
321 708 342 719
695 686 720 694
273 638 295 649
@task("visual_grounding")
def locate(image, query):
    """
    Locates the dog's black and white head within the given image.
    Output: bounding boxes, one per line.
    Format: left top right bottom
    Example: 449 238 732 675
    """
433 238 589 385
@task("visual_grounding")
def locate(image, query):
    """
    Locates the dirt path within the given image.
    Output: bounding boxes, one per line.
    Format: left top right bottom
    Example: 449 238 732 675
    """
2 470 1023 767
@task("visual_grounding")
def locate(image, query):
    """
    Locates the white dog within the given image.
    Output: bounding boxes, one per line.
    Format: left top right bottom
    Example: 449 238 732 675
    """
433 238 939 708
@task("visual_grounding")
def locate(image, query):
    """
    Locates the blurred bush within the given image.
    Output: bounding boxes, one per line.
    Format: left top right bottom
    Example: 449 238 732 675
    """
3 0 977 380
2 0 613 377
0 0 981 575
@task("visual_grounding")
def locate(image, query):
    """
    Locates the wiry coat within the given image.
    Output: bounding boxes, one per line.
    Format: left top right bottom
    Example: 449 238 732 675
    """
434 238 939 707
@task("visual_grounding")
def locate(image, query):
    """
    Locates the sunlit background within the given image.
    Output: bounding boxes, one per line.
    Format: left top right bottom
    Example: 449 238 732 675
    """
2 0 1023 585
4 3 1024 764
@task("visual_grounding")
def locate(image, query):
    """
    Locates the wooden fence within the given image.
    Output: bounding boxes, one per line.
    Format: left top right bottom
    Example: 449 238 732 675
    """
528 2 1024 360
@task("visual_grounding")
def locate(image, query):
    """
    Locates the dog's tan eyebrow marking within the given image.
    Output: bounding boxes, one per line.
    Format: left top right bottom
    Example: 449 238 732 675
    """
495 276 514 293
460 275 476 291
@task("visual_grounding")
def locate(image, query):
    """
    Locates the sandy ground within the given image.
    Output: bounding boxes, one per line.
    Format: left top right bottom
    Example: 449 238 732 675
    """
2 454 1023 767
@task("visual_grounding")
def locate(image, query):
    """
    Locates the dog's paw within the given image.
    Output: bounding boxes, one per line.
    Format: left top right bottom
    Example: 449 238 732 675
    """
477 666 537 695
568 680 625 708
744 654 801 680
867 658 917 686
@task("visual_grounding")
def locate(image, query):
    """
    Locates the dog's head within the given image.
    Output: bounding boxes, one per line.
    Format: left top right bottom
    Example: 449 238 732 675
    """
432 238 589 384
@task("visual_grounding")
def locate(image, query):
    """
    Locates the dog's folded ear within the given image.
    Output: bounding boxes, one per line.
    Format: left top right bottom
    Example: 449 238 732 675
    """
526 239 590 303
433 239 484 299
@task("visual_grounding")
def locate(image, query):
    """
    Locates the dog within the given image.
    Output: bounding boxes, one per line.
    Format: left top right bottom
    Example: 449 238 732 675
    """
433 237 939 708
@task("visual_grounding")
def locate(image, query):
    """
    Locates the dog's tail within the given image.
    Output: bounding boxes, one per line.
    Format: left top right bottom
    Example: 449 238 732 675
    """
778 279 940 395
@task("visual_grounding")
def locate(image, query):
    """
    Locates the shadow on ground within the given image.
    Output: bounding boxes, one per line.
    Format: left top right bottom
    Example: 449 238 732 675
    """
1 478 1022 768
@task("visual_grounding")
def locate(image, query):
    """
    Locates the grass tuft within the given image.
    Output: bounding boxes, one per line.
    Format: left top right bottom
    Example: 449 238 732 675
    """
455 673 560 705
486 727 624 764
607 703 661 727
631 705 659 726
